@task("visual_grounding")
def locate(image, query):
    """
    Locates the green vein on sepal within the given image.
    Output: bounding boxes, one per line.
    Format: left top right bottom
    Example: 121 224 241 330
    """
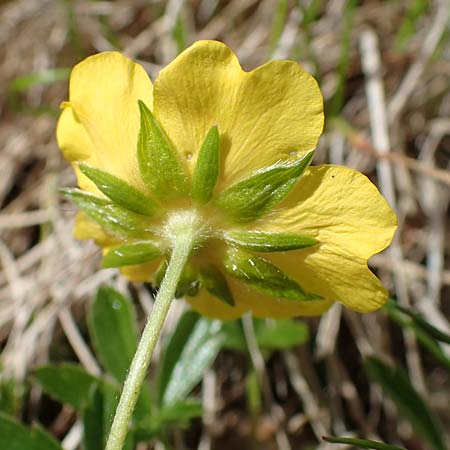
223 247 322 302
215 151 314 223
61 188 152 238
200 266 235 306
79 164 158 216
137 100 189 198
155 260 200 298
102 241 162 268
191 125 220 204
224 230 318 252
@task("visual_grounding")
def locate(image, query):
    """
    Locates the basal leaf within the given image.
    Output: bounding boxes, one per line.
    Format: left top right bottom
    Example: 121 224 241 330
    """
215 151 313 222
34 363 98 411
0 413 64 450
162 317 224 406
88 286 138 383
364 357 445 450
254 318 309 349
137 100 188 198
323 436 406 450
61 188 152 238
191 125 220 204
223 247 322 302
102 241 162 268
79 164 158 216
157 311 199 404
224 230 318 252
200 266 235 306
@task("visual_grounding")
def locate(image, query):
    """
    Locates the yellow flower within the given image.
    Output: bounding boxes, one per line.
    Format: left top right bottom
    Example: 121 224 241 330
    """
57 40 396 320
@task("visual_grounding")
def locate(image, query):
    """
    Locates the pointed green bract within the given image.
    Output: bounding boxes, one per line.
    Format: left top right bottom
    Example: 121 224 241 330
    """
79 164 157 216
224 230 318 252
191 125 220 204
137 100 188 198
102 241 162 268
61 188 152 238
215 151 314 223
223 247 322 301
200 266 234 306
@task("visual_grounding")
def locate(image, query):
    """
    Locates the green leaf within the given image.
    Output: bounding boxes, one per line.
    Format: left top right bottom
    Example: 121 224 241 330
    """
254 318 309 350
323 436 406 450
79 164 158 216
224 230 317 252
364 357 445 450
159 399 203 423
221 321 247 352
162 317 224 406
82 384 134 450
384 301 450 371
102 241 162 268
191 125 220 204
88 286 153 421
61 188 152 239
215 151 313 223
0 413 64 450
88 286 138 383
223 247 322 302
157 311 200 404
34 363 98 410
200 266 234 306
9 68 70 93
137 100 188 198
386 299 450 345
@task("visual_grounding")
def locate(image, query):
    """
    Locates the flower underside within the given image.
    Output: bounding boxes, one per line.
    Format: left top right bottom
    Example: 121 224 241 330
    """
63 101 325 309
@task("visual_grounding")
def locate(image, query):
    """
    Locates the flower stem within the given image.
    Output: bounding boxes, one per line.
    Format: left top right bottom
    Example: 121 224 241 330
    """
105 230 195 450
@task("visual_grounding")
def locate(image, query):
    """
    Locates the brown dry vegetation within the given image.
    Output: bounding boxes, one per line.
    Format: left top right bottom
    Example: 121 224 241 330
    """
0 1 449 450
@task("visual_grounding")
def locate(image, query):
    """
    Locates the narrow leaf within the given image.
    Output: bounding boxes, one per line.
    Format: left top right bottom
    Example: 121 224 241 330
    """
215 151 313 222
224 230 317 252
323 436 406 450
102 241 162 268
83 387 104 450
61 188 152 239
0 413 64 450
162 318 224 406
200 266 235 306
159 399 203 423
88 286 138 383
254 318 309 350
364 357 445 450
34 364 98 411
157 311 199 404
191 125 220 204
137 100 188 197
79 164 157 216
223 247 322 302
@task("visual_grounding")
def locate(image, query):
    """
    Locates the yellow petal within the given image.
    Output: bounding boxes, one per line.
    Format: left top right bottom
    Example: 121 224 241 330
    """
154 40 323 191
74 212 119 246
57 52 153 191
188 274 332 320
251 165 397 312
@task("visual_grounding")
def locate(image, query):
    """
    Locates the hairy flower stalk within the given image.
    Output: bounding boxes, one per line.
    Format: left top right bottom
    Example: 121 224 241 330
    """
57 40 396 449
105 211 201 450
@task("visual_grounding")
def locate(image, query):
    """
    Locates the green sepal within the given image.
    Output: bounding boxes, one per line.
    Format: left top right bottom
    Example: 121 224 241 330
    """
200 266 234 306
223 247 322 302
224 230 318 252
215 151 314 223
191 125 220 204
61 188 152 239
79 164 158 216
137 100 188 198
155 260 200 298
102 241 162 268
